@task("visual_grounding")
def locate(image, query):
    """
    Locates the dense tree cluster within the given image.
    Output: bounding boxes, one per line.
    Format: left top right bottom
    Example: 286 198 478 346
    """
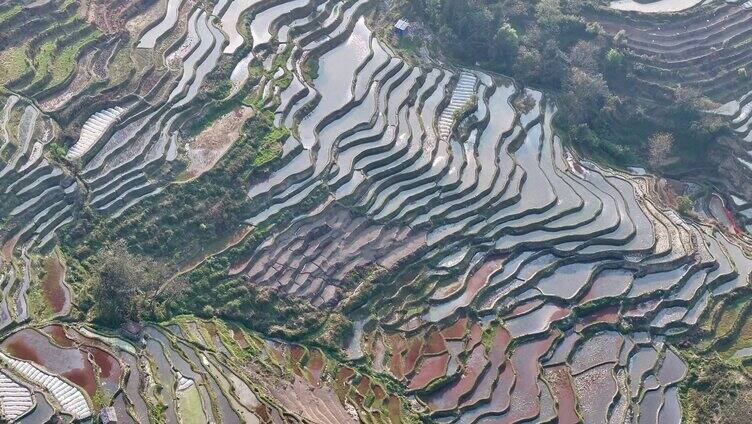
403 0 601 85
85 245 163 327
399 0 728 168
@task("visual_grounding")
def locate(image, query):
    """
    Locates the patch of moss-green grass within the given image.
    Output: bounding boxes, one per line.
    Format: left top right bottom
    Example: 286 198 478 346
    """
715 298 748 339
0 46 29 86
272 45 293 70
147 399 167 424
27 283 53 321
0 4 22 25
49 30 102 86
253 127 287 167
107 47 134 85
91 388 111 410
30 41 56 86
276 71 293 89
59 0 78 9
302 56 319 82
47 142 67 162
396 35 422 56
679 348 752 424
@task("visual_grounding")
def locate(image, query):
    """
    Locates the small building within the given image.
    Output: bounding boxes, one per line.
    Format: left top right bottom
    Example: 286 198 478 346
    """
394 19 410 37
99 406 118 424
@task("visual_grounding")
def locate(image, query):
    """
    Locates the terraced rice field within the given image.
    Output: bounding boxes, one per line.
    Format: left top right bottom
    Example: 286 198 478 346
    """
590 0 752 192
0 0 751 422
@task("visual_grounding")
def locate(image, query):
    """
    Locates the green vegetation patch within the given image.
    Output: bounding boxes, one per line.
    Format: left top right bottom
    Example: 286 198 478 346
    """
680 349 752 424
49 29 102 86
31 41 56 86
302 56 320 82
176 384 207 424
23 21 102 91
27 280 54 321
60 111 329 339
0 4 22 25
63 113 285 265
107 47 134 85
91 388 111 410
0 46 28 86
253 127 287 167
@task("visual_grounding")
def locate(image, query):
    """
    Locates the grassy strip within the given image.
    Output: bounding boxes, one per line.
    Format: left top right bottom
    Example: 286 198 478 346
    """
30 41 56 86
253 127 286 167
0 4 22 25
0 46 29 86
48 29 102 86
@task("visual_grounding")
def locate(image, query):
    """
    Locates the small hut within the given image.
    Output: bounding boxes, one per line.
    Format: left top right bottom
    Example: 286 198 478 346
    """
394 19 410 37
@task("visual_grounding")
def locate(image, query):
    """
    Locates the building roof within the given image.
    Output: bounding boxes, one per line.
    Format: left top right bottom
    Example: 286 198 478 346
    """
394 19 410 31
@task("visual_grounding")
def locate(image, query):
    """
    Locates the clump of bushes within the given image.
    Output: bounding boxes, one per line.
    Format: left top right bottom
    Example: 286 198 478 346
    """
82 245 164 327
680 350 752 424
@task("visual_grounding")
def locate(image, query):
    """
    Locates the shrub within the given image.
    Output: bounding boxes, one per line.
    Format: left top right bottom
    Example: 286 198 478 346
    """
613 29 627 45
47 142 67 161
676 196 693 215
648 132 675 168
494 23 520 60
318 313 354 348
605 48 624 69
88 245 164 326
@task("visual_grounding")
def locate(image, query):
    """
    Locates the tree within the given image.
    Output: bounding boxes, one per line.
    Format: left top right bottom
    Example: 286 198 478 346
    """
502 0 531 21
432 0 495 60
89 245 163 326
535 0 565 33
494 23 520 61
586 21 605 36
514 92 537 115
540 40 568 87
672 86 715 118
605 48 624 69
648 132 675 168
669 87 725 149
570 41 599 73
676 196 693 215
513 46 542 82
560 67 610 125
318 313 354 348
